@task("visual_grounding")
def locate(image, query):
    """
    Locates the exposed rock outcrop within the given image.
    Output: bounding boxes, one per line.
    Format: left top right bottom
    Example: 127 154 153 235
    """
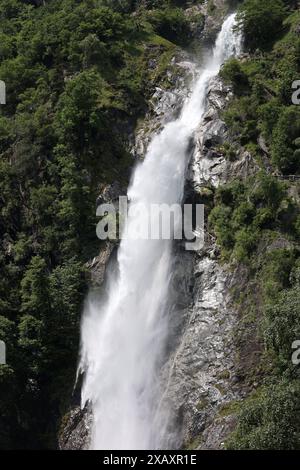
185 0 229 43
162 248 238 449
133 54 197 160
160 70 258 450
59 406 92 450
190 76 258 190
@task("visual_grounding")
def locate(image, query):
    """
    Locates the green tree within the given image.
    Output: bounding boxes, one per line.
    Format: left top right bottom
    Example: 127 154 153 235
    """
265 267 300 369
227 382 300 450
271 107 300 173
237 0 287 51
20 256 50 317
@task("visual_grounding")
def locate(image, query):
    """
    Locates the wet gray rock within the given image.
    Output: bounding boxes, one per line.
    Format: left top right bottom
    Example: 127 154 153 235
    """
161 248 240 449
96 181 125 207
189 76 258 190
59 406 92 450
86 242 115 288
133 54 197 160
202 119 227 148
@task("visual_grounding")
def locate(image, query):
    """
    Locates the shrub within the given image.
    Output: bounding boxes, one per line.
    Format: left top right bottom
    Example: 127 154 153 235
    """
146 7 190 44
227 381 300 449
271 106 300 173
220 58 249 94
237 0 287 51
233 228 258 262
264 266 300 368
209 205 235 251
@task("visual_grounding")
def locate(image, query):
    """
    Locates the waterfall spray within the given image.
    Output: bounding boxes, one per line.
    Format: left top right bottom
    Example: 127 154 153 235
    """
79 13 242 450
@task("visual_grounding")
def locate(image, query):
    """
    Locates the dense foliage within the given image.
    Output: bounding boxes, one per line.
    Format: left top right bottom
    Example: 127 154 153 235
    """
212 0 300 450
227 381 300 449
237 0 288 51
0 0 198 449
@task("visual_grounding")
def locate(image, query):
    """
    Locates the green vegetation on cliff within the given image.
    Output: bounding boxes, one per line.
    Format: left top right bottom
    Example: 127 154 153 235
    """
1 0 299 451
0 0 198 449
209 0 300 450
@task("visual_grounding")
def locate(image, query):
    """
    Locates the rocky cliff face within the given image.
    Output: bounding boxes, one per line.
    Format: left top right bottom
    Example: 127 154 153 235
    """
58 0 254 450
158 73 258 450
185 0 229 43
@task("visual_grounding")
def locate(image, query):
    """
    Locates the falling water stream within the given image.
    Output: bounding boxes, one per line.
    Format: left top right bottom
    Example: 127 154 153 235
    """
79 13 242 450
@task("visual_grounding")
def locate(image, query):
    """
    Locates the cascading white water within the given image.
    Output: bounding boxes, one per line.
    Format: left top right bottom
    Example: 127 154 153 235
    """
79 13 242 450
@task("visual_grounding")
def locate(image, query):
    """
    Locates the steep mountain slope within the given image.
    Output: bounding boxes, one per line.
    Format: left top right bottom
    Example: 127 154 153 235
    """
60 0 300 450
0 0 300 450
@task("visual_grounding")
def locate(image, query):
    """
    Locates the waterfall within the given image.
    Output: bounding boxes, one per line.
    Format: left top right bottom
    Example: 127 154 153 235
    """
79 13 242 450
